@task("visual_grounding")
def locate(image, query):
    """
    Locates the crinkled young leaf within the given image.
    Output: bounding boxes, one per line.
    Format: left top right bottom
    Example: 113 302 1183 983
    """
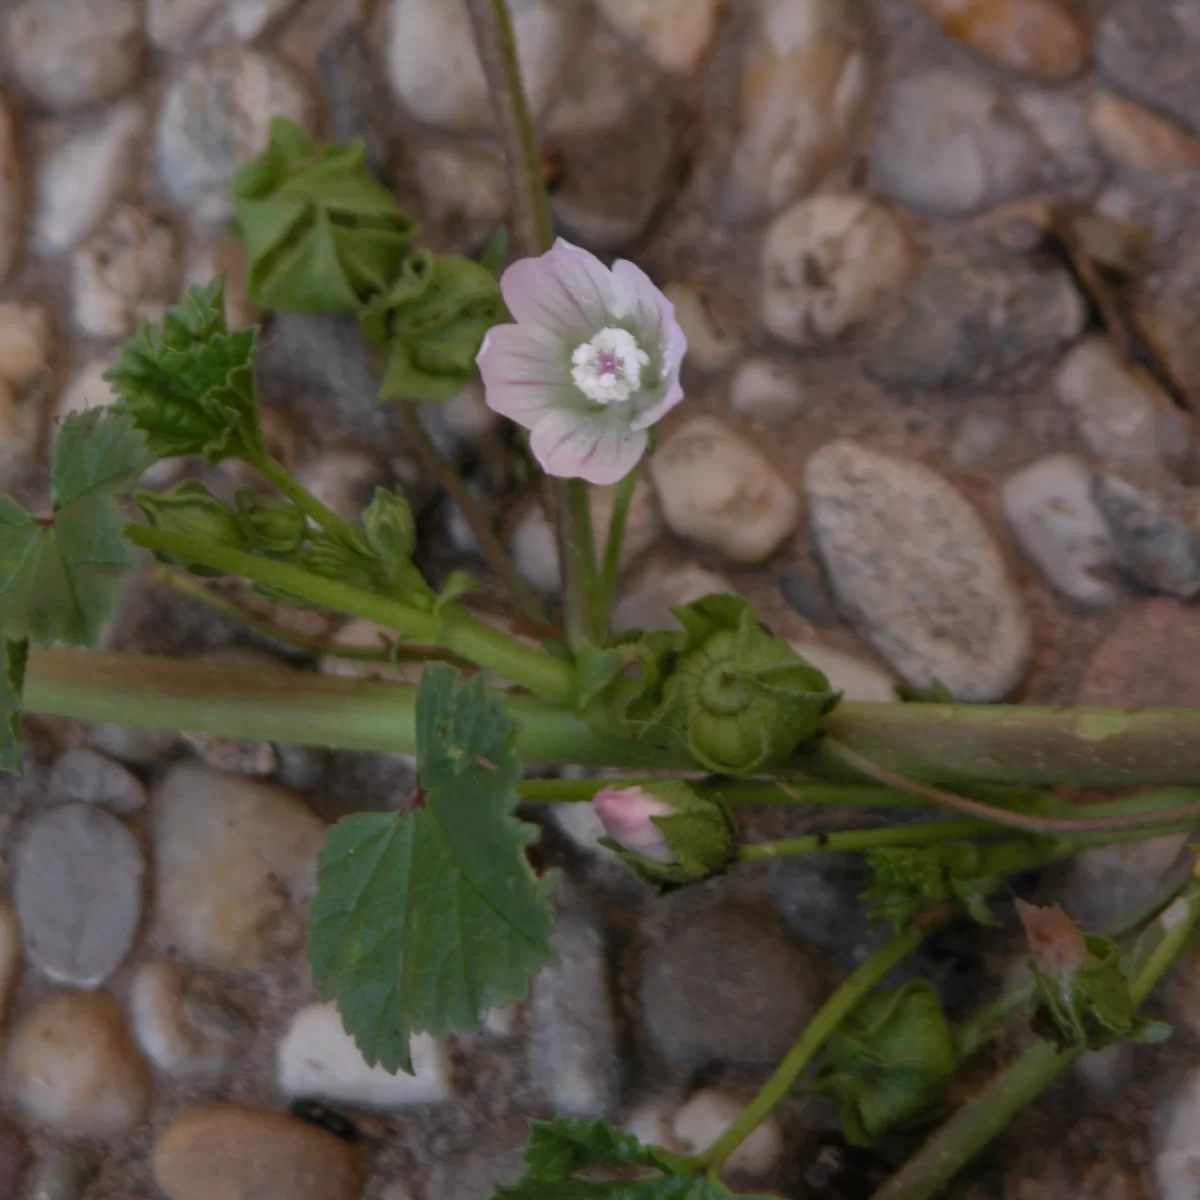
493 1117 775 1200
232 117 420 315
106 280 262 464
0 637 28 775
0 409 150 651
360 250 506 402
308 667 556 1072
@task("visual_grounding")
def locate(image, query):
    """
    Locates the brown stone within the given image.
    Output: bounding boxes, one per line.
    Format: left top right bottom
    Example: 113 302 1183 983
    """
1089 93 1200 172
1077 599 1200 706
152 1105 365 1200
913 0 1088 81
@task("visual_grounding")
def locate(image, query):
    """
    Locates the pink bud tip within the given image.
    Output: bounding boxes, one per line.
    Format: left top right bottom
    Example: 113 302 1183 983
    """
1015 899 1089 982
592 786 677 863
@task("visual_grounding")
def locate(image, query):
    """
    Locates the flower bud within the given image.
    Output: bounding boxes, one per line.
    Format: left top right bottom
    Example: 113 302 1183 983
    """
363 487 416 574
136 482 245 577
590 780 737 889
235 489 307 556
1015 900 1087 986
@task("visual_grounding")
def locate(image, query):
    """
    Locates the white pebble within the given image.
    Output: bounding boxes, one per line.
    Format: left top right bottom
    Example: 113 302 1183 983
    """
596 0 721 75
730 357 804 427
49 747 146 812
789 641 897 702
612 562 739 632
671 1089 783 1177
508 503 562 596
663 283 743 373
277 1003 452 1109
295 450 387 523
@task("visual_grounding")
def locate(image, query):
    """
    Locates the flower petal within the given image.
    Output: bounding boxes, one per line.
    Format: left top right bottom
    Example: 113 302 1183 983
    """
476 323 579 430
612 259 683 359
632 373 684 431
529 409 648 485
500 239 617 337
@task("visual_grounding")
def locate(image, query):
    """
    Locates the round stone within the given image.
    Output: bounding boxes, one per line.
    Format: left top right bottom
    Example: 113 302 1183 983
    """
156 48 313 222
152 1105 365 1200
8 992 151 1137
49 747 145 812
805 440 1031 701
1078 599 1200 707
14 804 144 987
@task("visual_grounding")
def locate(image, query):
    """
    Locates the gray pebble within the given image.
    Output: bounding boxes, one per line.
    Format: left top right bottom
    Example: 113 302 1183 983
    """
530 910 621 1119
317 25 395 177
49 748 145 812
15 804 144 987
867 257 1085 392
805 440 1031 701
640 903 825 1072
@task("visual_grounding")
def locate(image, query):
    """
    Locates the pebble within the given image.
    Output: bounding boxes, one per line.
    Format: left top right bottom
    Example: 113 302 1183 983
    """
1079 599 1200 707
130 959 249 1081
383 0 574 134
1091 469 1200 599
805 440 1031 700
1053 337 1187 470
14 804 143 987
950 399 1010 467
157 48 314 223
911 0 1087 80
0 903 20 1026
421 384 501 458
530 910 622 1119
730 357 804 427
597 0 720 74
425 1148 525 1200
0 1115 28 1199
8 992 151 1137
760 195 913 347
153 762 326 970
25 1150 96 1200
672 1089 783 1178
651 416 799 563
1088 93 1200 173
295 450 389 524
640 903 825 1071
278 1003 452 1109
1001 455 1122 609
73 207 177 339
185 233 262 329
867 256 1085 391
146 0 221 49
87 720 178 766
153 1105 365 1200
1155 1067 1200 1200
1096 2 1200 139
0 304 50 390
4 0 143 111
612 562 738 632
723 0 869 225
662 283 743 373
412 144 509 255
49 747 146 812
870 68 1040 217
789 641 896 702
1061 831 1191 932
35 99 149 255
508 503 561 596
0 96 19 283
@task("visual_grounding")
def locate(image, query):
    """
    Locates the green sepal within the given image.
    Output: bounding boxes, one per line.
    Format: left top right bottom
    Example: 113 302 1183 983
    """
597 780 738 890
359 250 506 403
106 280 262 465
434 569 478 614
362 487 416 576
234 489 308 556
232 117 420 315
135 482 246 577
814 980 958 1146
0 637 28 776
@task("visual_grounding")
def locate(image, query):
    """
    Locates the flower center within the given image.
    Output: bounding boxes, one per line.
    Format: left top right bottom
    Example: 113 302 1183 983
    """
570 327 649 405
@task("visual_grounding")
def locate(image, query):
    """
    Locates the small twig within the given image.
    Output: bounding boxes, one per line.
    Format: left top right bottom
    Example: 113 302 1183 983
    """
392 397 549 627
825 738 1200 835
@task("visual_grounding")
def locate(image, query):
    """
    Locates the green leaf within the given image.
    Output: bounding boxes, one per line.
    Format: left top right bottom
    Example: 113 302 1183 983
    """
434 569 479 614
360 250 506 402
0 409 150 651
105 280 263 464
232 118 421 315
479 224 509 277
308 666 556 1072
0 637 28 775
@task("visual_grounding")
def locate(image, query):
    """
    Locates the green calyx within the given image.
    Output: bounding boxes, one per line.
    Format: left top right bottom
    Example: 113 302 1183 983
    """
235 490 308 556
136 483 246 576
815 979 958 1146
232 117 421 315
599 780 738 890
359 250 506 403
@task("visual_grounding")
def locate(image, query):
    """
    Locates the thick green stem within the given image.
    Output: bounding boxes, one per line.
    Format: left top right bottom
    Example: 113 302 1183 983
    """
874 885 1200 1200
392 398 550 627
517 778 917 806
250 452 365 550
737 820 993 862
126 526 573 703
596 469 636 633
699 920 939 1176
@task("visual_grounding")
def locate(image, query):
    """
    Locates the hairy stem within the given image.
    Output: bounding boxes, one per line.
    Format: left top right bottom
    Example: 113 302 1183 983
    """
699 917 943 1176
392 397 550 627
564 478 598 646
596 469 636 634
737 820 994 862
126 526 573 702
874 884 1200 1200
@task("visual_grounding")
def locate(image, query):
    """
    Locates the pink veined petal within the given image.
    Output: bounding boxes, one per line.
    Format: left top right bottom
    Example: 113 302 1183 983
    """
632 374 684 431
500 239 617 337
477 323 579 430
529 409 648 485
611 258 680 352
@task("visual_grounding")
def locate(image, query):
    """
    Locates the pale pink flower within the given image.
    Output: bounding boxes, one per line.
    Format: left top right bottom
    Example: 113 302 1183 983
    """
476 239 686 485
1015 899 1088 985
593 786 677 863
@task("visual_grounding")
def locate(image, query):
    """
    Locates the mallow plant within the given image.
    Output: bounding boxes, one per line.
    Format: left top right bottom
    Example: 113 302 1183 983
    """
5 3 1200 1196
